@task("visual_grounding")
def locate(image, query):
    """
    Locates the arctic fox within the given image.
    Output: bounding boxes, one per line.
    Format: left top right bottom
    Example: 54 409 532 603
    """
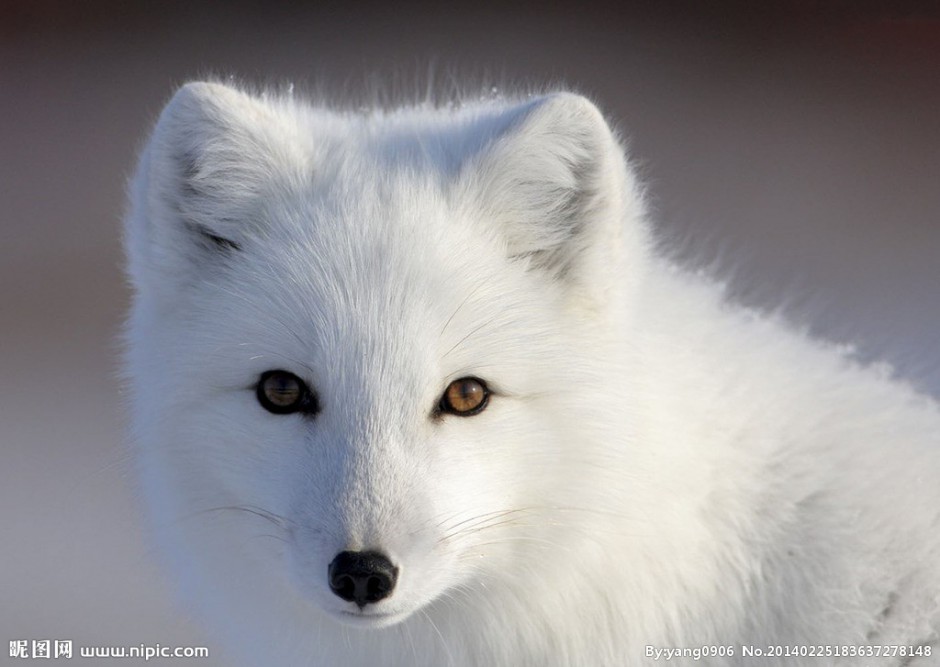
123 81 940 666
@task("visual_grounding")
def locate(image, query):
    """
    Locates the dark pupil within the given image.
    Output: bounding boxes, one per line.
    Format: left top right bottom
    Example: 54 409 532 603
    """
267 375 299 405
452 380 481 409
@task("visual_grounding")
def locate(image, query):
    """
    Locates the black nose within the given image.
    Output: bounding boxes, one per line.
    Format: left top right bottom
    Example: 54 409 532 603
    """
328 550 398 607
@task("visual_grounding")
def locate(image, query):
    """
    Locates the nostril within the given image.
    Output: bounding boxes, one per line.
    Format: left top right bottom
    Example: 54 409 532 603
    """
328 550 398 608
332 573 356 602
365 573 390 600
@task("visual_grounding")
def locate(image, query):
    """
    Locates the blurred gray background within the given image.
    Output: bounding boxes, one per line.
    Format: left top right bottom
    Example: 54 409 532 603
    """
2 1 938 664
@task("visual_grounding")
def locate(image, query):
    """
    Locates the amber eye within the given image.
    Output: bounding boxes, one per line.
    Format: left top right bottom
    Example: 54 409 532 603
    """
439 377 489 416
256 370 317 415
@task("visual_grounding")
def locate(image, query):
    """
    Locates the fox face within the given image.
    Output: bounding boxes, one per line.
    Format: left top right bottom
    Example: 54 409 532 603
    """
125 82 647 639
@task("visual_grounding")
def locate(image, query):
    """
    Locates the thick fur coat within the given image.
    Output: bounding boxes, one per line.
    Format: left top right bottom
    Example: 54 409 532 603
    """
124 82 940 666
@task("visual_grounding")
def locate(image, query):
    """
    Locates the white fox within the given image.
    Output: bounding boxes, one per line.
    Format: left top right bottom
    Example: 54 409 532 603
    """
124 81 940 666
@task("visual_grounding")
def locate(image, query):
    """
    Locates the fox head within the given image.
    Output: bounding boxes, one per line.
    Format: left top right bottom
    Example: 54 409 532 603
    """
125 81 648 658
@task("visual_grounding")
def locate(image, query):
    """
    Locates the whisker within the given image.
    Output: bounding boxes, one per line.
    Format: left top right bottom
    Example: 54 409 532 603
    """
441 515 537 545
441 315 501 359
439 282 486 338
464 536 567 550
420 608 455 666
437 507 537 543
183 504 293 530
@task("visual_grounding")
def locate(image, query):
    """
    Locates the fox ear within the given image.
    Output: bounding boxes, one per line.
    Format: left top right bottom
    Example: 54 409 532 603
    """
465 93 646 307
126 81 296 288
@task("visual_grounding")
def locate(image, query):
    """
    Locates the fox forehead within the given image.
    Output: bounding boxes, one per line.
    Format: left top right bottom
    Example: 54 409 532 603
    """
197 194 531 397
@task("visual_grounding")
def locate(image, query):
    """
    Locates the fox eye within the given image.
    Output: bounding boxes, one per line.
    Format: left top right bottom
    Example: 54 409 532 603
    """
439 377 489 416
257 370 317 415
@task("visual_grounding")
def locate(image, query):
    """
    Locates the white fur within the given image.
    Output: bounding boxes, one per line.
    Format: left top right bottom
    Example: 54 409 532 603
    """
124 82 940 666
